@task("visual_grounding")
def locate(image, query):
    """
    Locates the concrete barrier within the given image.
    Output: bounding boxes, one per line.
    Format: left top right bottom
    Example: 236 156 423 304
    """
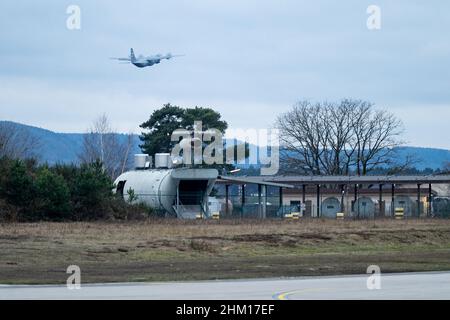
212 212 220 220
394 207 404 219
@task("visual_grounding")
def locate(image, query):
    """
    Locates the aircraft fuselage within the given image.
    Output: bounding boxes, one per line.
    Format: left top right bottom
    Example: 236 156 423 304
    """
112 49 181 68
132 58 161 68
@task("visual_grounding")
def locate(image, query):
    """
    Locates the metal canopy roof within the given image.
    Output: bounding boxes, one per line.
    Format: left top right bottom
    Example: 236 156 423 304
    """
266 175 450 184
217 176 294 188
218 175 450 186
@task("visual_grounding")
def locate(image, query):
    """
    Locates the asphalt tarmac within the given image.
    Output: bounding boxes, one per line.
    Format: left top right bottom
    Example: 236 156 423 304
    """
1 271 448 300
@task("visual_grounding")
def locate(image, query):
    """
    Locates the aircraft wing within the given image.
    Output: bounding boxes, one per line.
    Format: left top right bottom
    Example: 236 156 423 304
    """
164 54 185 60
110 57 131 62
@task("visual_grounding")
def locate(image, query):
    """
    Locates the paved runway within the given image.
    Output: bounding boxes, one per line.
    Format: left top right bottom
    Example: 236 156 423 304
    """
1 272 449 300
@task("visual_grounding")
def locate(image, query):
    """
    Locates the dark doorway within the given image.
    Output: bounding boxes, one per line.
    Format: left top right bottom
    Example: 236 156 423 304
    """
178 180 208 205
116 180 126 197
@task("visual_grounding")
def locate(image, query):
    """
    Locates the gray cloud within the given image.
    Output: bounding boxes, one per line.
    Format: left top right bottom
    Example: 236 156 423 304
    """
0 0 449 148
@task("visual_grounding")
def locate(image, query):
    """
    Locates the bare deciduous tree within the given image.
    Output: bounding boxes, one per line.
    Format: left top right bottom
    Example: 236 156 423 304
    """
276 99 410 175
350 102 405 175
0 122 40 160
78 114 134 179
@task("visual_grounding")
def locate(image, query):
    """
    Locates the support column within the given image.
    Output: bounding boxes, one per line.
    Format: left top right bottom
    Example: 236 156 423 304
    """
417 184 421 217
258 184 262 218
354 184 359 217
316 184 320 218
241 184 246 218
279 187 283 211
378 184 383 218
340 185 345 212
302 184 306 216
225 184 230 216
262 185 267 219
428 183 432 217
391 184 395 217
176 185 179 216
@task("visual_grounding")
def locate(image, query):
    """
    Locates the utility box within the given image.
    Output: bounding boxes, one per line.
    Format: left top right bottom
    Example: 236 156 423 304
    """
134 154 151 170
154 153 171 169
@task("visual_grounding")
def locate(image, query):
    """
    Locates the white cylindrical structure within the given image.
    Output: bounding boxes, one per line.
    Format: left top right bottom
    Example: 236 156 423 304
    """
114 168 218 218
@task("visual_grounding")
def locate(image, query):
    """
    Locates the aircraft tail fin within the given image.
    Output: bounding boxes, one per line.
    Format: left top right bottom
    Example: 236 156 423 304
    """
130 48 136 62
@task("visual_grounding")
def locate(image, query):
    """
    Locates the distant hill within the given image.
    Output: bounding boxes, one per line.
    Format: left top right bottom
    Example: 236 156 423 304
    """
392 146 450 171
1 121 449 170
0 121 141 165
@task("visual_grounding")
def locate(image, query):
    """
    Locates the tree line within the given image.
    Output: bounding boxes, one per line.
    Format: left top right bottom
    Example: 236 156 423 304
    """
1 99 446 221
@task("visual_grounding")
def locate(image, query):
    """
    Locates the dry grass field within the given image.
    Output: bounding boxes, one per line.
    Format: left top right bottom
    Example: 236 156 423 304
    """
1 218 450 284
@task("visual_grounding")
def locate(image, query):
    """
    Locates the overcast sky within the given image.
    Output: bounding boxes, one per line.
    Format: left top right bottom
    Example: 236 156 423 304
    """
1 1 449 148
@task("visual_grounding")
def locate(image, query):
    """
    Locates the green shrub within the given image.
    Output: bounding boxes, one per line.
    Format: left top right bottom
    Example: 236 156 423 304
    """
71 161 115 220
0 158 35 214
107 197 154 220
0 157 146 222
0 199 19 222
34 168 71 220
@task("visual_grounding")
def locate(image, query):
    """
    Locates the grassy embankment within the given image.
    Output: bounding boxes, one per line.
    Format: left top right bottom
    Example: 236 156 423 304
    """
1 218 449 284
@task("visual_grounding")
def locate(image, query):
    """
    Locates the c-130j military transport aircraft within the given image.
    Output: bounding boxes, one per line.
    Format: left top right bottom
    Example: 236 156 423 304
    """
111 48 184 68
